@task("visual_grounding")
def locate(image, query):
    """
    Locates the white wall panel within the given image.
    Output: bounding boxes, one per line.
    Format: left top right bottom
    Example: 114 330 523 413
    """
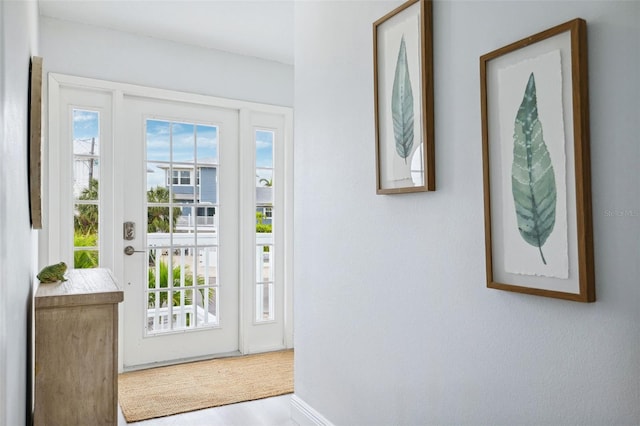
40 16 293 107
293 1 640 424
0 1 39 424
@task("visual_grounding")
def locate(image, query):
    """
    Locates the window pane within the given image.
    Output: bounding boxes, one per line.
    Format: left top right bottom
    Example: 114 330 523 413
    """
199 167 218 209
195 286 218 326
74 203 99 236
256 168 273 188
256 283 274 322
175 206 197 239
171 251 192 288
173 168 196 205
74 250 99 269
147 290 171 332
73 110 100 153
256 130 273 168
147 162 167 192
197 125 218 164
147 120 170 163
148 249 163 289
147 205 174 234
172 122 195 163
256 245 274 282
197 246 218 285
74 160 100 200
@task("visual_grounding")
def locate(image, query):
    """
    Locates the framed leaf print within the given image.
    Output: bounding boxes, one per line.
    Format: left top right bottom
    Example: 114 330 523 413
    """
480 19 595 302
373 0 434 194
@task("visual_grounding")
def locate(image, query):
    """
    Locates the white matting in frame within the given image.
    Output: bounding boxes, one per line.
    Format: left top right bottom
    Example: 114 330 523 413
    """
480 19 595 302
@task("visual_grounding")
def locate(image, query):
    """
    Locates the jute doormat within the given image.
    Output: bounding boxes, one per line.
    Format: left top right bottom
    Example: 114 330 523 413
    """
118 350 294 423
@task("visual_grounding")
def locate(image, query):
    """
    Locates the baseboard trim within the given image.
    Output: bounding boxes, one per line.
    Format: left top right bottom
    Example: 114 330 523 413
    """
290 394 334 426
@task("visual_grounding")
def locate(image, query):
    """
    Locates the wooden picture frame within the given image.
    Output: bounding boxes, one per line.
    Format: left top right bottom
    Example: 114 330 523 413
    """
480 19 594 302
29 56 43 229
373 0 435 194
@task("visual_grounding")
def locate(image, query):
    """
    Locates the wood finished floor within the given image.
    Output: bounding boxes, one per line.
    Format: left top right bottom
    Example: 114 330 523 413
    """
118 394 296 426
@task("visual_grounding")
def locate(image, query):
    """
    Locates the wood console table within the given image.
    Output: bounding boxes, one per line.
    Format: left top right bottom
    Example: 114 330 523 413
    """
34 268 123 426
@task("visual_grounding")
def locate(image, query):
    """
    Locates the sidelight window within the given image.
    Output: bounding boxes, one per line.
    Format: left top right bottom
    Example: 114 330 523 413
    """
72 109 100 269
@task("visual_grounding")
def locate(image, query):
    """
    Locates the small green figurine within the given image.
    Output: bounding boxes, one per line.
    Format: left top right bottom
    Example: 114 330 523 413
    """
37 262 68 283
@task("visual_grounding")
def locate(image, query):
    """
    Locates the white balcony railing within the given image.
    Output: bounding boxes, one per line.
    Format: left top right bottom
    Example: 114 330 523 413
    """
176 215 215 228
145 233 273 333
147 304 217 333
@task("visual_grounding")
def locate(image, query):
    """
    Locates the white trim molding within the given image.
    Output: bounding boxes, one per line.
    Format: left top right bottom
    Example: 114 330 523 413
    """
291 394 335 426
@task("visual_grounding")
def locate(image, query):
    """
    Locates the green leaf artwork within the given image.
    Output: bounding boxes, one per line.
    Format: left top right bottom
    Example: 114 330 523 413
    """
391 35 414 164
511 72 557 265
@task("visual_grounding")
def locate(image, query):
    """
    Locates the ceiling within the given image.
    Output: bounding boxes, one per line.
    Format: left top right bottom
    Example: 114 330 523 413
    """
38 0 295 65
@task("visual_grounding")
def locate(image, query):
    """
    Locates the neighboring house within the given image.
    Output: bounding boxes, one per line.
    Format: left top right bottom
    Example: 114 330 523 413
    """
158 165 273 228
256 186 273 226
157 165 217 229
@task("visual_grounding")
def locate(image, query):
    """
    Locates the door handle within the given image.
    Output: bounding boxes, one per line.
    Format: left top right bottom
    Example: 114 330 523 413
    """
124 246 145 256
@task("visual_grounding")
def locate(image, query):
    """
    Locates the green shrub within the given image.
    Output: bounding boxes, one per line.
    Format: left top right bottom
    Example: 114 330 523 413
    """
147 186 182 233
147 260 207 308
74 232 99 269
256 223 272 233
74 179 99 234
256 211 272 233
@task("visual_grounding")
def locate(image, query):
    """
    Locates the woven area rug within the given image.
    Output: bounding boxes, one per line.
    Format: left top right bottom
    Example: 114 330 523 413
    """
118 350 294 422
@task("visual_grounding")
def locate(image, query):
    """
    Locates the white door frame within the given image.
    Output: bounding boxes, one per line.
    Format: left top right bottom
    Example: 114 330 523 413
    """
45 73 294 371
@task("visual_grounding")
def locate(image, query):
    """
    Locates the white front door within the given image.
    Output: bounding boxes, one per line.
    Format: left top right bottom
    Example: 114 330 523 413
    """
121 96 240 367
47 75 293 372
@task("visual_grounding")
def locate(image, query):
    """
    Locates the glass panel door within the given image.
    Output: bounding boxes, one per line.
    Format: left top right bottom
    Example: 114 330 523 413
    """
121 96 239 368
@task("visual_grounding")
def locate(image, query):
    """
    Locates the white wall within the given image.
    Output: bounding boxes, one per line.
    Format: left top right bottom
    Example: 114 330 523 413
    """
0 0 40 424
293 1 639 424
40 16 294 107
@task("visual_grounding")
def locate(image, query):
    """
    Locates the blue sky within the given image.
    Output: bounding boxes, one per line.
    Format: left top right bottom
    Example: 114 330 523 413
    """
145 119 274 189
73 109 100 155
255 130 274 169
73 109 99 139
72 113 274 190
146 120 218 164
255 129 274 187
